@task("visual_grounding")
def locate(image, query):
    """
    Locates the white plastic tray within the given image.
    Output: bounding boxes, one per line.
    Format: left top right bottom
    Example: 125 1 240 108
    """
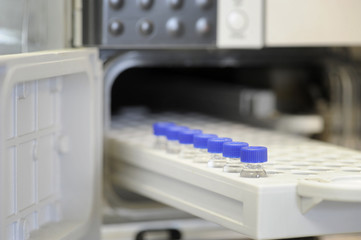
108 112 361 240
0 49 102 240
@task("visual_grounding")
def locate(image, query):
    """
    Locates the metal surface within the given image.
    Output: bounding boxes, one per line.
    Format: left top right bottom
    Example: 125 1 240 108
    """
82 0 217 48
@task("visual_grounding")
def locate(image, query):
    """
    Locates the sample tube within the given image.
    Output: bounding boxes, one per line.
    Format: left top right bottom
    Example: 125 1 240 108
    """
223 142 249 173
207 137 232 168
240 146 268 178
193 133 218 163
179 129 203 159
152 122 175 150
165 126 189 154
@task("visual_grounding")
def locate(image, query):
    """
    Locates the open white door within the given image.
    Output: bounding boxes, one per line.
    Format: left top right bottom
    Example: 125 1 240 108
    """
0 49 102 240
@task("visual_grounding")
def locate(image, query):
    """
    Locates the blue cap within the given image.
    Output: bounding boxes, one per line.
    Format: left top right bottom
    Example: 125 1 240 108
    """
166 126 189 140
223 142 249 158
153 122 175 136
207 138 233 153
240 146 268 163
193 134 218 149
178 129 203 144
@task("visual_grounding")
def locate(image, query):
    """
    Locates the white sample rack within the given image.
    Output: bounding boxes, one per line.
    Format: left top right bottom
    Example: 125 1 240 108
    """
108 112 361 240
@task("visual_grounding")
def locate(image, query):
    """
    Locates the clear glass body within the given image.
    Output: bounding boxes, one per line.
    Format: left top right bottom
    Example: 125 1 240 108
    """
166 140 180 154
179 144 196 159
207 153 226 168
240 163 267 178
223 157 243 173
193 148 209 163
153 136 167 150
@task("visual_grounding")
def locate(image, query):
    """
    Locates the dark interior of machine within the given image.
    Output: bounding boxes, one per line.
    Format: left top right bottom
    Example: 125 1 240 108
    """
107 48 361 149
111 65 324 117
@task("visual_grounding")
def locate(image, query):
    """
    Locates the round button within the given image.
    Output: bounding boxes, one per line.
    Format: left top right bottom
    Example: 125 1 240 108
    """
108 20 124 36
109 0 123 9
138 0 153 10
196 17 211 36
227 10 247 31
196 0 213 9
166 18 183 37
139 20 154 36
167 0 183 9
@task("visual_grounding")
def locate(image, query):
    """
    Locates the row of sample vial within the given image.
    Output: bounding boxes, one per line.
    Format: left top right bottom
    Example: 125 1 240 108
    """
153 122 268 178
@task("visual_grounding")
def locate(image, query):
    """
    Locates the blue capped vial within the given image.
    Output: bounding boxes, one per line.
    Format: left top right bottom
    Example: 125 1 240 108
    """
178 129 203 159
207 137 232 168
223 142 249 173
240 146 267 178
193 133 218 163
153 122 175 150
165 126 189 154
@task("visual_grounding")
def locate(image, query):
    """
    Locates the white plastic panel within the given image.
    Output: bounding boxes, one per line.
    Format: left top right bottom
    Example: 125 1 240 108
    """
108 111 361 240
0 49 102 240
6 147 16 217
38 78 56 129
6 88 15 139
37 135 55 200
17 140 36 212
17 82 36 136
265 0 361 46
217 0 263 48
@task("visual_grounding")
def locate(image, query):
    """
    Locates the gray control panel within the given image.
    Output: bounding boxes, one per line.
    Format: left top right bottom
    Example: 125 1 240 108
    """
83 0 217 48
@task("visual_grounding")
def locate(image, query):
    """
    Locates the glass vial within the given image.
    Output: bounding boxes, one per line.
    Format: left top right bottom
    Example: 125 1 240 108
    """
223 142 249 173
153 122 175 150
193 133 218 163
165 126 189 154
207 137 232 168
240 146 267 178
179 129 202 159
